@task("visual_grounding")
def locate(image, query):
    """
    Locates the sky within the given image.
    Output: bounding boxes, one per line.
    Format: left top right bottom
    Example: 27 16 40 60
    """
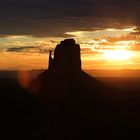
1 0 140 70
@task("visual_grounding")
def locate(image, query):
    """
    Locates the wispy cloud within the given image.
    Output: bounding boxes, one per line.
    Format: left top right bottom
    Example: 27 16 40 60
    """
4 46 51 54
6 46 36 52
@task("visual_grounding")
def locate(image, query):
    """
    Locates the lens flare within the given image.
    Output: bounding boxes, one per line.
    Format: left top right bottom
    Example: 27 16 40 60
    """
17 70 31 89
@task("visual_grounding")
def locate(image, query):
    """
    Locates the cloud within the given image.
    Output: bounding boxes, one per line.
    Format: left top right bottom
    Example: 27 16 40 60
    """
106 36 138 43
130 27 140 35
6 46 36 52
4 44 103 56
0 0 140 37
131 43 140 51
5 46 51 54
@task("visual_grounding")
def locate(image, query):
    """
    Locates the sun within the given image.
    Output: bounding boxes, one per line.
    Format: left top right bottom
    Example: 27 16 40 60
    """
103 50 134 60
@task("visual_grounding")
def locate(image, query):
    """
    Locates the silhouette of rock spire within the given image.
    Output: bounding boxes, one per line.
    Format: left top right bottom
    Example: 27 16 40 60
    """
48 50 54 70
48 39 81 73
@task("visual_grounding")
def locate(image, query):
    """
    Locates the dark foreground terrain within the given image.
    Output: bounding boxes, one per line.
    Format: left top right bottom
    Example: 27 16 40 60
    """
1 76 140 139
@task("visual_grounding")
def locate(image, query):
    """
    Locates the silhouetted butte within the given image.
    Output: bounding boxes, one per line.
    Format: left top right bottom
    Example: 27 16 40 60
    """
29 39 125 139
30 39 110 111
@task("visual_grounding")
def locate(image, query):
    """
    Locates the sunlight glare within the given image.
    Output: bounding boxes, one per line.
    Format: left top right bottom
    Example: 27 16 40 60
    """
103 50 134 60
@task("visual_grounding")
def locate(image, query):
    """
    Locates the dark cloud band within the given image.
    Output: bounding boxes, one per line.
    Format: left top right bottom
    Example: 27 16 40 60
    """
0 0 140 37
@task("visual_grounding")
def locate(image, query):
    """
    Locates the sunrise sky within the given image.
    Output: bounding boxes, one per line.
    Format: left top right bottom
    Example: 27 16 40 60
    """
1 0 140 70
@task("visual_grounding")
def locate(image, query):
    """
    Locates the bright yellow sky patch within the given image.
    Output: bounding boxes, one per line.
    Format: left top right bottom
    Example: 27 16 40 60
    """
103 50 134 60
